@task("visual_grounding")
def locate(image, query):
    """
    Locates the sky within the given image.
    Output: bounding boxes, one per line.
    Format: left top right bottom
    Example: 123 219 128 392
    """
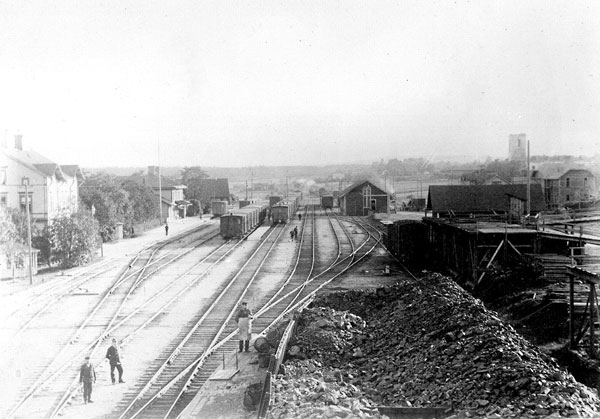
1 1 599 168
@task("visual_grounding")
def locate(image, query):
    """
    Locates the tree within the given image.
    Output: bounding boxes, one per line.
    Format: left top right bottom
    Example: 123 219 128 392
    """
181 166 209 184
0 206 20 270
181 166 210 203
80 172 130 241
49 210 100 268
120 179 157 230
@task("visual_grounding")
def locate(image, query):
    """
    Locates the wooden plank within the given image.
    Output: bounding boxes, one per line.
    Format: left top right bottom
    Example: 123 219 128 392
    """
477 240 503 285
209 368 239 381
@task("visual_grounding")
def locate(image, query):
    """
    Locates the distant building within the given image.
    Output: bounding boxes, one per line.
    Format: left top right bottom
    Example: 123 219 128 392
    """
339 180 390 216
461 170 510 185
196 178 231 204
426 184 546 219
130 166 187 222
509 133 527 162
0 134 83 227
531 165 596 209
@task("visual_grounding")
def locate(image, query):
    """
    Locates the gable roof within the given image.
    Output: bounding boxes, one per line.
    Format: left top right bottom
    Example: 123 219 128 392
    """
339 179 389 197
2 147 66 180
197 178 230 198
427 184 546 213
532 164 593 180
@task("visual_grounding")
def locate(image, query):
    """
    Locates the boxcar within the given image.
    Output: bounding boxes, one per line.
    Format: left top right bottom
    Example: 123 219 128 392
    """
212 200 228 217
386 220 428 264
220 203 268 238
321 195 334 209
271 199 296 224
220 213 247 238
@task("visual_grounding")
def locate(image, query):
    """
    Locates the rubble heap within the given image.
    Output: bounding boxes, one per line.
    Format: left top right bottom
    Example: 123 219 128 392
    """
270 272 600 418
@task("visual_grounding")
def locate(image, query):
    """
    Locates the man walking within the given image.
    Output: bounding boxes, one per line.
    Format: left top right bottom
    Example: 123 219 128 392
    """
79 355 96 404
106 338 125 384
165 223 169 236
234 302 253 352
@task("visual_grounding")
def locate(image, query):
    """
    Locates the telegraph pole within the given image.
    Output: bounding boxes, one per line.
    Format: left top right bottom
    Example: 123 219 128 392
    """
22 177 33 285
158 141 163 224
527 140 531 217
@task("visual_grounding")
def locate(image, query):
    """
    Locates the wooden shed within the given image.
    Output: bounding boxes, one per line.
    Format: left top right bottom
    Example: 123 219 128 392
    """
426 184 546 219
339 180 390 216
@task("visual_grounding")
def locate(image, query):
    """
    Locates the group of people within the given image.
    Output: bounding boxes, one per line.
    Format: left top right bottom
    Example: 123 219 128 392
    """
80 303 256 405
79 338 125 404
289 226 298 241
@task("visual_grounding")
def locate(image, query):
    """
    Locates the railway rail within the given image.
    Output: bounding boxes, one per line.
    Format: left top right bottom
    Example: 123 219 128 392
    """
4 203 388 419
6 223 221 419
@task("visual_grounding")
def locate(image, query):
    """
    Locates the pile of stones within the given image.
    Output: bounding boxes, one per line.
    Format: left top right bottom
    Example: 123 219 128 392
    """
269 272 600 418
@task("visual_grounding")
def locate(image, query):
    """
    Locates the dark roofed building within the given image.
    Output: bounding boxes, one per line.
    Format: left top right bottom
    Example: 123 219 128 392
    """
339 180 390 216
196 178 230 204
531 166 596 209
427 184 546 219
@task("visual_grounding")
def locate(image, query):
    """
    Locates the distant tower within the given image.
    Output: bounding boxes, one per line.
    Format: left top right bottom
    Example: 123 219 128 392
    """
508 133 527 161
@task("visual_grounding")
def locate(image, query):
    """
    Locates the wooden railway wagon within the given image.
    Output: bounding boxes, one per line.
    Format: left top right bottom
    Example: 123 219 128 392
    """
211 200 228 217
271 199 297 224
386 220 428 265
269 196 282 207
220 203 268 238
321 195 334 209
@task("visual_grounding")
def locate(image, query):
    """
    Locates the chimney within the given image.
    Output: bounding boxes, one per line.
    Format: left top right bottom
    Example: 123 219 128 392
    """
15 134 23 150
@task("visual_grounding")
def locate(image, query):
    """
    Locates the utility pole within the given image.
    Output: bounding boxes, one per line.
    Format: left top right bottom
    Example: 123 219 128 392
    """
22 177 33 285
158 141 163 225
527 140 531 217
251 171 254 200
245 180 248 200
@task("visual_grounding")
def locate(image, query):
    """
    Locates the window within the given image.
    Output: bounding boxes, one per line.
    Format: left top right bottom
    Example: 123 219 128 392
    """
0 193 6 206
363 185 372 208
566 194 570 202
19 193 32 213
566 178 570 188
584 178 588 187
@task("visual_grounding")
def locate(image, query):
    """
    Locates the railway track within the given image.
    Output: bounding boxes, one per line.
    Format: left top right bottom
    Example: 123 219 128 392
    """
5 203 387 419
5 223 221 419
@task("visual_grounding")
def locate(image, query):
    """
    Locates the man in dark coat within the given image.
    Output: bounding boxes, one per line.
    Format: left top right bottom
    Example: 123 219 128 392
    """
106 338 125 384
79 356 96 404
234 302 253 352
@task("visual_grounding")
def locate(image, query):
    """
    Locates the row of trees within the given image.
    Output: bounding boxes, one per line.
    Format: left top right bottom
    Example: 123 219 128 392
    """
80 173 158 241
2 167 216 272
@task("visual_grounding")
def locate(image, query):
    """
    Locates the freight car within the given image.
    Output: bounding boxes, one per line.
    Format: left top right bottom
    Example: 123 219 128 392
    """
220 203 267 238
385 220 428 265
321 195 334 209
271 199 297 224
212 200 228 217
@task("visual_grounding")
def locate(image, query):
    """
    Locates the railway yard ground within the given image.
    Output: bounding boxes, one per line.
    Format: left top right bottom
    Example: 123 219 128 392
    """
3 206 600 419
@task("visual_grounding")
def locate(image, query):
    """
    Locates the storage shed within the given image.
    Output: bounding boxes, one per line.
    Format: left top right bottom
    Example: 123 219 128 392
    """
338 180 390 216
426 184 546 219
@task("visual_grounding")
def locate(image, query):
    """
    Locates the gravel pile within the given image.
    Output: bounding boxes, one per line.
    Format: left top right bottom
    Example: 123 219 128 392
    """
270 272 600 418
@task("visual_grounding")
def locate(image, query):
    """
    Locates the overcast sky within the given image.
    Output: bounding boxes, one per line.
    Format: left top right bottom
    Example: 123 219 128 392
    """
1 1 599 168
